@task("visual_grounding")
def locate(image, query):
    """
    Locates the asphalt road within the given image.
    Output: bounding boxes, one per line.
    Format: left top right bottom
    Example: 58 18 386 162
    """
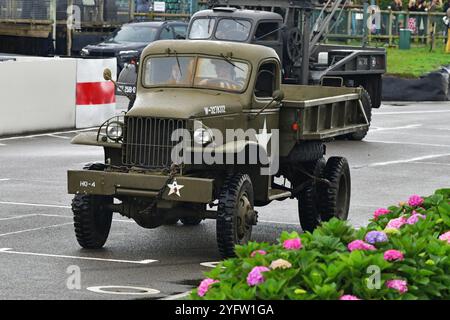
0 100 449 300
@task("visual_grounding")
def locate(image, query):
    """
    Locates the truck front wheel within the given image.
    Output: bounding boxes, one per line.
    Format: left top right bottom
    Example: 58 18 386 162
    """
216 173 255 258
72 163 113 249
318 157 351 222
72 194 113 249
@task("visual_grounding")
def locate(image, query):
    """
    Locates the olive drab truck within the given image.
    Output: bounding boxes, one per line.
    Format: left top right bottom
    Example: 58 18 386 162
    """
68 40 370 258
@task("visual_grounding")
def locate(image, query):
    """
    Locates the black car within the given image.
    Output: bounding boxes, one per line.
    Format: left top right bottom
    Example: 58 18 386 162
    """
81 21 188 73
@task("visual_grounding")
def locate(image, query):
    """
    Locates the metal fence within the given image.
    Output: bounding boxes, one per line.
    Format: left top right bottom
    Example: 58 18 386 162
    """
313 8 448 45
0 0 52 20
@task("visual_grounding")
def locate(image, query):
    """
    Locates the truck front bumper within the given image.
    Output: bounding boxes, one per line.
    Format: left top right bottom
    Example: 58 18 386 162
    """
67 170 214 204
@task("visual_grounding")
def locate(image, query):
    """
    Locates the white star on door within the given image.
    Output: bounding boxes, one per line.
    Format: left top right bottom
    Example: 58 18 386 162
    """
255 118 272 149
167 180 184 197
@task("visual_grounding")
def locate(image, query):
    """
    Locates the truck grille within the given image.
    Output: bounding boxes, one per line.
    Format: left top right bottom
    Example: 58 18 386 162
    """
122 117 186 169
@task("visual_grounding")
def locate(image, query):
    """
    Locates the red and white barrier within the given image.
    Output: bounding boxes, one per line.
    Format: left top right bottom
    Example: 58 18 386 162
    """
76 58 117 129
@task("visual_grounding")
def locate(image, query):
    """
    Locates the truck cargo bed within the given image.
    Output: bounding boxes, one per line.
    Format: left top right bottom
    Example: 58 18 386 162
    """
280 84 369 140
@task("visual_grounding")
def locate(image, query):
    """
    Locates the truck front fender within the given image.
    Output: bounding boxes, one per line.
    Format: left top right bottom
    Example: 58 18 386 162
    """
71 132 121 149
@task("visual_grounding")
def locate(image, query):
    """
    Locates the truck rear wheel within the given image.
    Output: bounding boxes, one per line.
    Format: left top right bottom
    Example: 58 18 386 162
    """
72 163 113 249
347 88 372 141
318 157 351 222
216 173 255 258
297 158 326 232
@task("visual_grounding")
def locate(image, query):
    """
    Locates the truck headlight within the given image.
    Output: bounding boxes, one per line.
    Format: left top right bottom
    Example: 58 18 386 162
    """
193 128 213 146
81 48 89 56
106 121 123 142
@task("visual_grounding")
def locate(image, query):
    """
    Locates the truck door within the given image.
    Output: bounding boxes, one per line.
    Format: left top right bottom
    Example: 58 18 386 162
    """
249 60 281 160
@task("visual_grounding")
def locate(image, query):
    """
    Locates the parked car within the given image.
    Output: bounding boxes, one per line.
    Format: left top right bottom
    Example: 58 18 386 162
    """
80 21 188 73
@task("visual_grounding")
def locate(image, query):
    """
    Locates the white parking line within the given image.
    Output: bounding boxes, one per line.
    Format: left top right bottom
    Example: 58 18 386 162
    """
0 222 73 237
0 179 10 182
0 214 40 221
365 140 450 148
375 110 450 115
0 128 97 142
0 248 158 265
371 124 422 131
47 134 71 140
363 153 450 168
0 201 71 209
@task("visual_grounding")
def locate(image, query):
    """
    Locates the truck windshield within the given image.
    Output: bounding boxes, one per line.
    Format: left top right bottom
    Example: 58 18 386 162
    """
106 26 158 43
215 19 251 41
144 56 249 92
189 18 216 39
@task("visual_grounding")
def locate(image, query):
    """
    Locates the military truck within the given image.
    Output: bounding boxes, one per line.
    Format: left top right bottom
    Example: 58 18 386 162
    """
119 0 385 140
68 40 369 258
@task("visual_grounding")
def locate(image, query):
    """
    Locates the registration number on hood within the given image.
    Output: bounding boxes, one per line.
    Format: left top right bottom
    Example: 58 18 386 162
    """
204 105 226 115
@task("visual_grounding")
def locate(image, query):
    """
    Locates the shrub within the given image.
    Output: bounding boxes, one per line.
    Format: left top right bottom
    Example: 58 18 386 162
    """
191 189 450 300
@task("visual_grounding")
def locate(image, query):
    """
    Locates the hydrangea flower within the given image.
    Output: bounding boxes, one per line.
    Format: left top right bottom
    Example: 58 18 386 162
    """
408 195 424 207
247 266 270 286
250 250 267 257
439 231 450 244
198 278 219 297
269 259 292 270
406 213 426 225
347 240 376 252
283 238 302 250
339 295 361 300
373 208 390 220
386 216 408 229
384 249 404 261
384 227 400 235
386 279 408 294
365 231 388 244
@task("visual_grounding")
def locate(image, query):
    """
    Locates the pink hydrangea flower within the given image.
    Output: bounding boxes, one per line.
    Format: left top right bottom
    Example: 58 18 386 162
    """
198 278 219 297
283 238 302 250
247 266 270 286
406 213 426 225
438 231 450 244
250 250 267 257
386 279 408 294
373 208 390 220
386 216 408 229
339 295 361 300
384 249 404 261
347 240 376 252
408 195 424 207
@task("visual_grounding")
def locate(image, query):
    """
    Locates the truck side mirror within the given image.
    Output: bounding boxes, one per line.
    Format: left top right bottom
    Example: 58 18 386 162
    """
272 90 285 102
103 68 113 81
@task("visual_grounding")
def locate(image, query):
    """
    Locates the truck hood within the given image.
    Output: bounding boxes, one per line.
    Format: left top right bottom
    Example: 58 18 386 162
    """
128 89 245 119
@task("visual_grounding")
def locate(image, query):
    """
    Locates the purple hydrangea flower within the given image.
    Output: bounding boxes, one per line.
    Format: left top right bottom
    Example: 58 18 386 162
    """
364 231 388 244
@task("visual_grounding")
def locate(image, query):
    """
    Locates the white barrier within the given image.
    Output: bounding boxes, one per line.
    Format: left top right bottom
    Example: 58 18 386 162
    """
76 58 117 129
0 57 117 136
0 57 77 136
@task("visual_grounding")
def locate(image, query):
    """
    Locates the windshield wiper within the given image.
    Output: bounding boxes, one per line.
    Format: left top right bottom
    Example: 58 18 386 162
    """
173 50 183 77
220 54 244 72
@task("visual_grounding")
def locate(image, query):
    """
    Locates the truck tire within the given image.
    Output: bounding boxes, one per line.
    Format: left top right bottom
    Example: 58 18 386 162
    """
347 88 372 141
72 163 113 249
288 141 325 163
318 157 351 222
216 173 255 258
297 158 326 232
180 217 203 226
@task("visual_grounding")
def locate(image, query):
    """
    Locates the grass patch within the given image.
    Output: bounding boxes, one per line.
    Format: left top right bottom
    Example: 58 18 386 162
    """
386 44 450 78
